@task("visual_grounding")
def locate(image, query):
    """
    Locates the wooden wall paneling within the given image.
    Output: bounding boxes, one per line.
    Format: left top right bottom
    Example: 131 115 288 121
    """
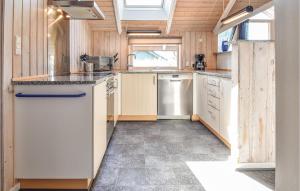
0 0 3 189
115 32 121 69
13 0 23 77
251 42 268 162
3 0 15 190
120 32 128 70
37 0 44 75
69 20 92 73
43 0 48 74
190 31 196 68
30 0 38 76
22 0 30 76
235 41 275 164
237 41 253 163
266 42 275 162
184 32 191 68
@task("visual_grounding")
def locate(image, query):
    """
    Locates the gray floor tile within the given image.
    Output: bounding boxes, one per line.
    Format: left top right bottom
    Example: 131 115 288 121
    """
145 168 178 185
116 168 149 186
91 120 275 191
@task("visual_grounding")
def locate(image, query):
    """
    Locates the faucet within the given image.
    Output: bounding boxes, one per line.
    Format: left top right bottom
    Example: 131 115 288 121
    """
127 54 136 70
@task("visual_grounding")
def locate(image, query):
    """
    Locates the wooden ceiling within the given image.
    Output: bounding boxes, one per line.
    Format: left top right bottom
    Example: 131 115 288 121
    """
88 0 272 33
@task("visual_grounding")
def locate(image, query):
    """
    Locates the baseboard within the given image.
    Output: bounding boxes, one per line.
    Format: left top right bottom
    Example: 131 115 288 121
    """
191 114 200 121
118 115 157 121
157 115 191 120
18 179 92 190
236 162 276 170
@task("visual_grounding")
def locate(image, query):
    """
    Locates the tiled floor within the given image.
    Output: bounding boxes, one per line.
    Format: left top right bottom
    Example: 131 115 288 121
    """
91 120 275 191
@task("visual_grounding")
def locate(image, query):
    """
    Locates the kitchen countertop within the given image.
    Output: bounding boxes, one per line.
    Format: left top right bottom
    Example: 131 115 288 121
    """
12 73 113 85
116 69 194 74
12 69 231 85
196 70 231 79
115 69 232 79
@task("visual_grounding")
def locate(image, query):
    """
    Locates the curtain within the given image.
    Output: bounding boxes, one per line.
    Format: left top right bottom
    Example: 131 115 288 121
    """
239 20 249 40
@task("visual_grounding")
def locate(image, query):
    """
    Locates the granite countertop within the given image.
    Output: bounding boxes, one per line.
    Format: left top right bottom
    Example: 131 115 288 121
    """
115 69 232 79
196 70 232 79
12 73 113 85
114 69 194 74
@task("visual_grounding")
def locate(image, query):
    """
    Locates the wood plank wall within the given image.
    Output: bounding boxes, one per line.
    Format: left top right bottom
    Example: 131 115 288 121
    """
13 0 48 79
70 20 92 73
232 41 275 164
91 31 217 70
0 0 3 188
92 31 128 70
2 0 47 190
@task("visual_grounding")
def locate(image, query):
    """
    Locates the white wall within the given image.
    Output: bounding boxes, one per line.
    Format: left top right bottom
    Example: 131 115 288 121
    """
275 1 300 191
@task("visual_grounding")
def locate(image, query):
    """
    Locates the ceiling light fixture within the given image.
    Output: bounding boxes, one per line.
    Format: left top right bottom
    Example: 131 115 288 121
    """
127 30 162 36
221 6 254 25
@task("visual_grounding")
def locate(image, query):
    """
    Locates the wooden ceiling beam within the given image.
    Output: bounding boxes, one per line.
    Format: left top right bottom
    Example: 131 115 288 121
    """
213 0 237 34
166 0 177 34
112 0 122 34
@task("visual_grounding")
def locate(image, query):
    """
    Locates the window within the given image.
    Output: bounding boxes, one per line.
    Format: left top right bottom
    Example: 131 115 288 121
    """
247 21 271 40
218 28 235 52
130 45 179 69
125 0 164 8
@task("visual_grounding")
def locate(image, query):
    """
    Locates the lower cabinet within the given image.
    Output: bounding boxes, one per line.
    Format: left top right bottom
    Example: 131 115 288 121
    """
196 73 232 147
14 82 107 189
197 74 208 121
121 73 157 120
220 78 232 143
93 82 107 177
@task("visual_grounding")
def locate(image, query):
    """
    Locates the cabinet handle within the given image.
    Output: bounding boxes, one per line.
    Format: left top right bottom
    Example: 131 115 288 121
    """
153 75 156 85
15 92 86 98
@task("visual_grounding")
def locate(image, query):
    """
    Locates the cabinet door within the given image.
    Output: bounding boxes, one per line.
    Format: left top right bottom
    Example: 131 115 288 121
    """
197 74 208 122
121 73 157 115
93 82 107 177
220 79 232 143
114 74 120 126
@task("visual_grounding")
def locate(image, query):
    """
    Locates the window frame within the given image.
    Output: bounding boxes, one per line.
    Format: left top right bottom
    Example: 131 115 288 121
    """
247 20 272 41
129 44 180 70
125 0 165 9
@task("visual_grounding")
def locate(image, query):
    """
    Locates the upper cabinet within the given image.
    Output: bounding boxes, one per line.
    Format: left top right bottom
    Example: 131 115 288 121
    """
121 73 157 118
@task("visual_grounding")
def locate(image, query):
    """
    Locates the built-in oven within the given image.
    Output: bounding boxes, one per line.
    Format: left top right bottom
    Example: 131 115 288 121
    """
106 76 115 144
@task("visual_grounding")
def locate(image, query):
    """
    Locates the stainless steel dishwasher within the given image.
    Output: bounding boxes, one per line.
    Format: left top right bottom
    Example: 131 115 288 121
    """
158 73 193 119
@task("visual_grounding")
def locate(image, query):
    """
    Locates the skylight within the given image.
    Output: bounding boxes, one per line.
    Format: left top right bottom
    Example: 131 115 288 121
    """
125 0 164 8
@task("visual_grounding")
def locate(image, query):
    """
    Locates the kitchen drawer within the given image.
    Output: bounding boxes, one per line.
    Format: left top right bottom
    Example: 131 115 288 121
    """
207 85 220 98
207 105 220 133
208 95 220 110
207 77 220 87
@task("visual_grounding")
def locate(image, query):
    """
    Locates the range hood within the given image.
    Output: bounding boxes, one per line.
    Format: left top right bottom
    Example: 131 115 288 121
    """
49 0 105 20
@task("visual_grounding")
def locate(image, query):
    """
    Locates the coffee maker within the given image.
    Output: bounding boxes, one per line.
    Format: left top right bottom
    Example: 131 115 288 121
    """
193 54 206 70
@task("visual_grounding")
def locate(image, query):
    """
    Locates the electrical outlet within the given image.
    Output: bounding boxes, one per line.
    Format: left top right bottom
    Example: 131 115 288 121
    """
15 35 22 55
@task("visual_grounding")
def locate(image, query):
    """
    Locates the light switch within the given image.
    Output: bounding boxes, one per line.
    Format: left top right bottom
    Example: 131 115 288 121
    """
15 35 22 55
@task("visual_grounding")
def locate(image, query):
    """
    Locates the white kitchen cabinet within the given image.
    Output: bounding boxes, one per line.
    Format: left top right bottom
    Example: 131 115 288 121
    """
15 82 107 180
197 74 208 122
121 73 157 117
207 105 220 133
93 82 107 177
114 73 121 126
220 78 232 143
